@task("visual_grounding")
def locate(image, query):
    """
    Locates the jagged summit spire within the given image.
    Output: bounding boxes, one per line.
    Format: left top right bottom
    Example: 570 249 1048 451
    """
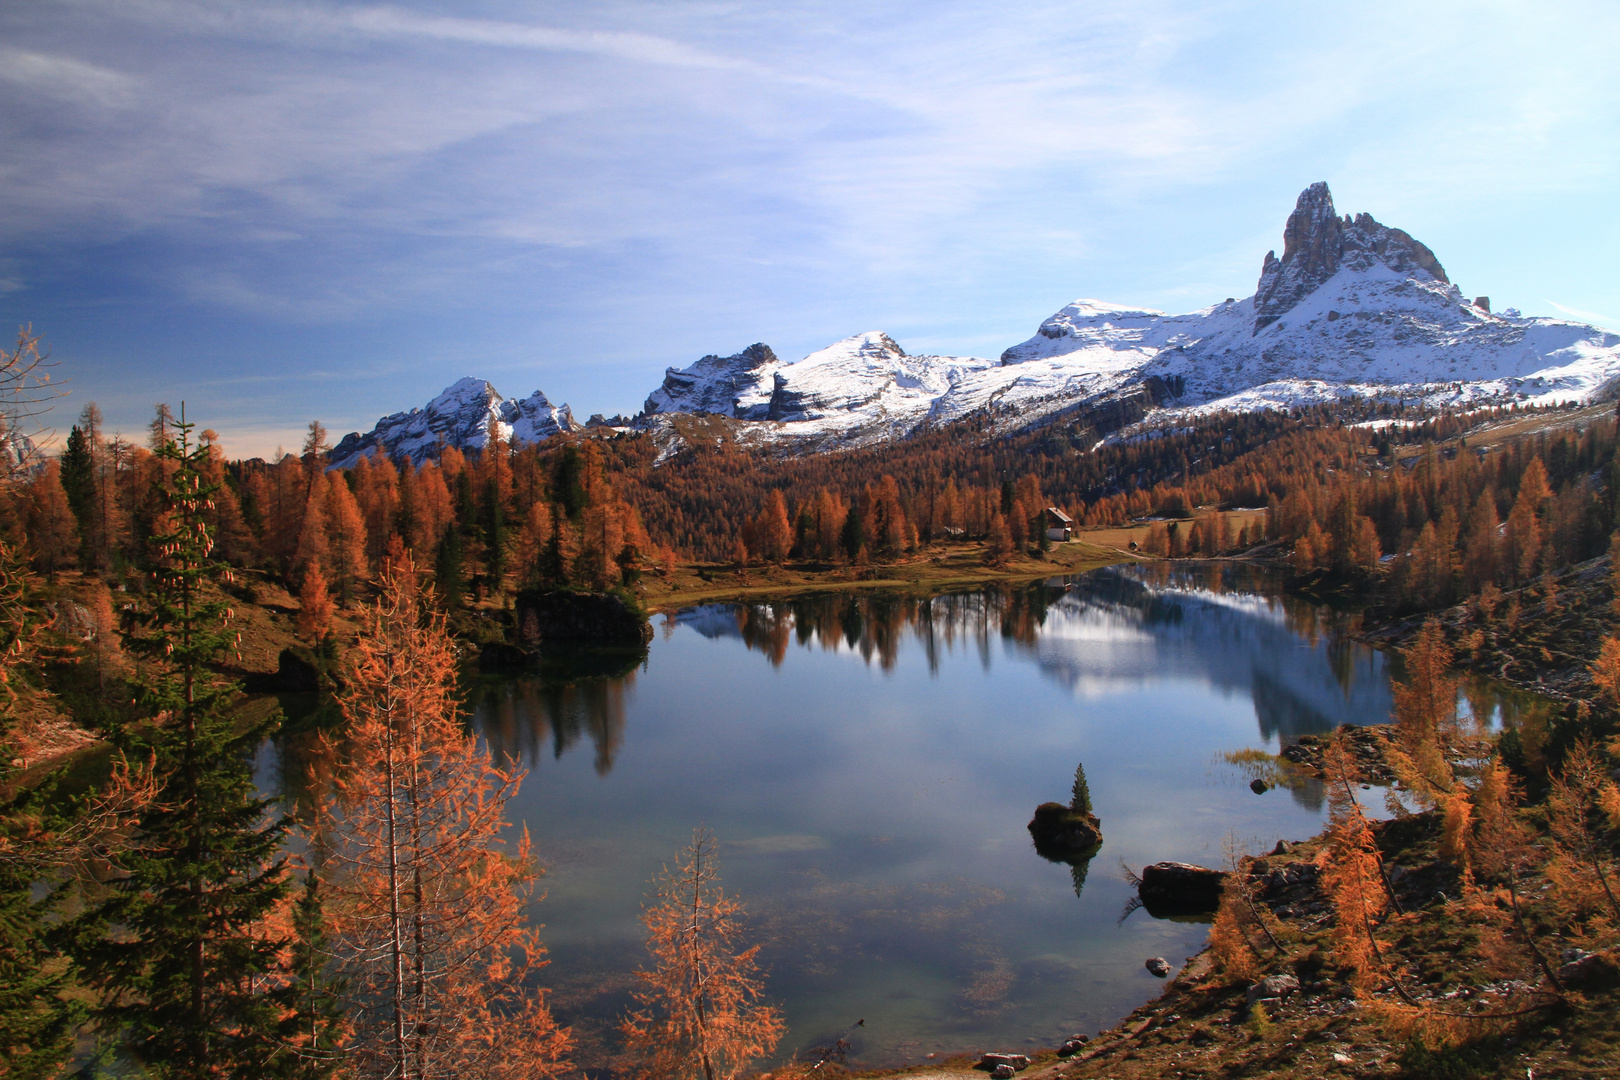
1253 182 1448 332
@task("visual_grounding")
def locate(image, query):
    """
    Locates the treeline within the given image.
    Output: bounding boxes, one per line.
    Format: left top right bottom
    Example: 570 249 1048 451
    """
12 392 1612 628
22 407 662 615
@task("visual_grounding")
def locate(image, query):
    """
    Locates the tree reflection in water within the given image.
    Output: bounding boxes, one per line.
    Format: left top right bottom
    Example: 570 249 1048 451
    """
467 646 644 775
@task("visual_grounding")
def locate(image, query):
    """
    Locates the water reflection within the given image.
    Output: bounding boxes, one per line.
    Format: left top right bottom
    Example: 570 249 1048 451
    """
678 564 1397 748
469 668 635 776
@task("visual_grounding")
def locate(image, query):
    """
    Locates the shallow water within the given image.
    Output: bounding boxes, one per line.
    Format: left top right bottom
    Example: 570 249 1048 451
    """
451 562 1470 1071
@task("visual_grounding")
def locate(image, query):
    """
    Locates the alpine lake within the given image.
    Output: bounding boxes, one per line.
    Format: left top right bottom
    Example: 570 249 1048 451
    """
272 562 1542 1073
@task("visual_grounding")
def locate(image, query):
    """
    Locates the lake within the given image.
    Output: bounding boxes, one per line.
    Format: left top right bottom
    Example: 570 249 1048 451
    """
446 562 1501 1071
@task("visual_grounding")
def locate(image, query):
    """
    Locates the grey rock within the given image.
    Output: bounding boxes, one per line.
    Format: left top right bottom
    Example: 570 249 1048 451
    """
978 1052 1030 1072
1253 182 1447 332
1246 974 1301 1004
644 343 779 419
1146 957 1172 977
991 1066 1015 1080
330 377 578 468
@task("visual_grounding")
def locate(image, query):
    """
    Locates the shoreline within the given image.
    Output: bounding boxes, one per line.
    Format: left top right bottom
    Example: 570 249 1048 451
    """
633 537 1144 613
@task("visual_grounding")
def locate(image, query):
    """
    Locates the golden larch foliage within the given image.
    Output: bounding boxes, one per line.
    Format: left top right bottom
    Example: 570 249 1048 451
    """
622 828 784 1080
317 554 571 1080
297 564 334 644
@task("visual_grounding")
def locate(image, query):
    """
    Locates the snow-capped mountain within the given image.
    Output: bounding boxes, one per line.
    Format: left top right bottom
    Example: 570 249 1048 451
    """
329 377 578 467
640 182 1620 452
333 183 1620 464
642 332 1003 447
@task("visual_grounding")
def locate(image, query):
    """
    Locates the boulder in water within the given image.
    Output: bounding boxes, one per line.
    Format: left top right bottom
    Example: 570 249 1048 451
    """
1027 802 1103 860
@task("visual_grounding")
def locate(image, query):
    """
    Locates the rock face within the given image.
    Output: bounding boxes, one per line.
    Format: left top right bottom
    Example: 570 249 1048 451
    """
330 377 578 467
514 590 652 648
1027 802 1103 860
640 331 1003 455
643 343 779 418
1138 861 1227 914
1253 182 1447 331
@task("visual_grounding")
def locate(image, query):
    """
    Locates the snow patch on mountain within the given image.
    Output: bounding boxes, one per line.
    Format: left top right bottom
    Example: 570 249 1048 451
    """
330 377 578 467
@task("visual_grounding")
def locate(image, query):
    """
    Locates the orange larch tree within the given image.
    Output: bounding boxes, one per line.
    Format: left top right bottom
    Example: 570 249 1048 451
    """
317 553 570 1080
622 828 783 1080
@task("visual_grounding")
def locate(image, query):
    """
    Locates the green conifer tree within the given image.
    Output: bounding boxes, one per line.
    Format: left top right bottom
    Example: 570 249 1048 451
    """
70 410 293 1079
436 524 465 608
484 476 506 587
278 871 347 1080
0 541 83 1080
60 424 93 531
1069 761 1092 816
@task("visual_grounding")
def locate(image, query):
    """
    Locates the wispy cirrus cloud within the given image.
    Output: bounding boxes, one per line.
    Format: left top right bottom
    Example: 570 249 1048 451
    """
1547 302 1620 331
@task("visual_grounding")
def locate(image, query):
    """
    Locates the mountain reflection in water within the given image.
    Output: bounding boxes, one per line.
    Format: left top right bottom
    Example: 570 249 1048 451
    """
675 563 1394 749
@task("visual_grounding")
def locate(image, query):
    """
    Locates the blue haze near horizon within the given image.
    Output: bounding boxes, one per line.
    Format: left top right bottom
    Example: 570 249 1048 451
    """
3 1 1618 457
459 567 1434 1070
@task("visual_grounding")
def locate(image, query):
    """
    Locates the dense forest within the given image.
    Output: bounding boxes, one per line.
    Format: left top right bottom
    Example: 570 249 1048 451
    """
6 310 1620 1078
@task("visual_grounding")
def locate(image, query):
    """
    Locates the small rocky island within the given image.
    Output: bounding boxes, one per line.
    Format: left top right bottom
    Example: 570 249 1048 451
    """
1027 763 1103 860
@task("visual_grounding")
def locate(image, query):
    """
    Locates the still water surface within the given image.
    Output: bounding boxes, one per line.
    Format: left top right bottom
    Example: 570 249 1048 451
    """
453 563 1487 1070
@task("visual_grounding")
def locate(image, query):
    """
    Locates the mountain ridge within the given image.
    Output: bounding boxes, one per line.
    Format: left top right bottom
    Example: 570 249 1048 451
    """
330 183 1620 465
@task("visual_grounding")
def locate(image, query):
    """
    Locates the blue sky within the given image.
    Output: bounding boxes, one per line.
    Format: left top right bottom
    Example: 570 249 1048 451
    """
3 0 1618 458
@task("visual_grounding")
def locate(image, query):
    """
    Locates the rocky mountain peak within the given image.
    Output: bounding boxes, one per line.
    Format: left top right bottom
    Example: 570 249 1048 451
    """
737 342 778 369
642 343 784 418
1254 182 1448 332
329 376 577 468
